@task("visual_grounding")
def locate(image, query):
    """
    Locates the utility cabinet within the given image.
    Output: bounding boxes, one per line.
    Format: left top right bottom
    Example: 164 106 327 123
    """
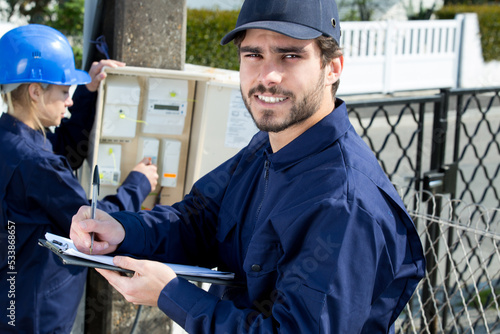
83 66 206 207
83 64 258 205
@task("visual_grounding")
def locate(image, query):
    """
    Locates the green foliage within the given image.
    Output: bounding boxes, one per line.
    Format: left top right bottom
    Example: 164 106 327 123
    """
435 4 500 61
47 0 85 68
443 0 499 4
186 9 240 71
341 9 361 21
18 0 52 24
70 43 83 69
48 0 85 37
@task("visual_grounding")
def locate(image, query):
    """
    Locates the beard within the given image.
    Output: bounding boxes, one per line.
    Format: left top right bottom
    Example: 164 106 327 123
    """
241 72 325 133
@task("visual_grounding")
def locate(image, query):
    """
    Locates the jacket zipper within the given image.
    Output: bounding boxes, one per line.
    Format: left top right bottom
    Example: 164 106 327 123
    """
255 160 270 223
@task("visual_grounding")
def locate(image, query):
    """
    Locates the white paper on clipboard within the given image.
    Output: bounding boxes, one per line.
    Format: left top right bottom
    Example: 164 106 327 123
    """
45 232 235 280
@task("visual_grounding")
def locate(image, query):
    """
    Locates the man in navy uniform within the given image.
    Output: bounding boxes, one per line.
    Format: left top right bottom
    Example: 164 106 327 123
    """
70 0 425 332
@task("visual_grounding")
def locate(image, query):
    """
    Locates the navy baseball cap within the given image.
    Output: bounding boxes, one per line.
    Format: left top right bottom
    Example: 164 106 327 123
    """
220 0 341 45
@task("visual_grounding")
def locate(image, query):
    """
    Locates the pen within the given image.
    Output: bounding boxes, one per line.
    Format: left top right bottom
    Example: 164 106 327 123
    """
90 165 100 254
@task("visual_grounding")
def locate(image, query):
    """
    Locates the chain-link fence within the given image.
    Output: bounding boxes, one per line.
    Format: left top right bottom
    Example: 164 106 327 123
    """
345 87 500 333
394 189 500 333
346 87 500 214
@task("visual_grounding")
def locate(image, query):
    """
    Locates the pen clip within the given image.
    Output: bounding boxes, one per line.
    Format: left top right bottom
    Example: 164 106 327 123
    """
92 165 100 196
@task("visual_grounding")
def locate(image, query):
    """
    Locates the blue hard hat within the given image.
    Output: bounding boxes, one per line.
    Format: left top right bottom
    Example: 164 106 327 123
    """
0 24 91 88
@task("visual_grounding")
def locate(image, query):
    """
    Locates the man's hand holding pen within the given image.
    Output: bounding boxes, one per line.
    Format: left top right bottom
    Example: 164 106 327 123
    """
70 206 125 255
70 205 177 307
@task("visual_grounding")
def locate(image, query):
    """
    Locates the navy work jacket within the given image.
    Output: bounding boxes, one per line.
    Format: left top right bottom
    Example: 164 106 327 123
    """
0 87 151 333
112 99 426 333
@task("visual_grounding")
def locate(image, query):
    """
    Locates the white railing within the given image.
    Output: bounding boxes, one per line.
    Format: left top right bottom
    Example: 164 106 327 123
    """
338 17 464 95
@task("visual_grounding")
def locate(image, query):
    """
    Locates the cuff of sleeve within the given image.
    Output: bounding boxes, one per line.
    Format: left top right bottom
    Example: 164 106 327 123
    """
158 277 216 329
110 211 146 254
121 171 151 201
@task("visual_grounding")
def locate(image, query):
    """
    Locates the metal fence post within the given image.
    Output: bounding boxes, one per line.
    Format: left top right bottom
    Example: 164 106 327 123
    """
421 89 451 333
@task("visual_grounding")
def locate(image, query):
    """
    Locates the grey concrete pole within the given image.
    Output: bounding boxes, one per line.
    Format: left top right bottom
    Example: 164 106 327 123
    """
114 0 186 70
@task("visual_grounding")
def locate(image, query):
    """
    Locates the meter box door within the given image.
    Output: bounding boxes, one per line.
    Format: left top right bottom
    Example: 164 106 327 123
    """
101 75 141 140
160 139 181 188
186 80 258 190
85 66 208 207
97 144 122 186
142 78 189 135
137 137 160 165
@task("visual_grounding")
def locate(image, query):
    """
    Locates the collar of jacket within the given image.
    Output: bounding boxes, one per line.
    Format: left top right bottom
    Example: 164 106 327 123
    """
0 112 53 152
262 98 351 172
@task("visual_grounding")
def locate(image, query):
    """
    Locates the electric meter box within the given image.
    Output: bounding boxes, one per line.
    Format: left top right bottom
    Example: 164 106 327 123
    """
82 65 257 210
186 79 258 190
82 66 210 207
101 75 141 140
160 139 181 188
97 144 122 186
142 77 189 135
137 137 160 165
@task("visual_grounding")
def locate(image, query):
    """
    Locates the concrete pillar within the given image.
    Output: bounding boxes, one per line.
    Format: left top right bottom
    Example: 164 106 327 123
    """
83 2 187 333
114 0 186 70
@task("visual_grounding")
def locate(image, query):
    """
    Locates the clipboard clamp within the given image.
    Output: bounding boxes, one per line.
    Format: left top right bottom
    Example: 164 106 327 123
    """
51 239 69 251
38 239 68 253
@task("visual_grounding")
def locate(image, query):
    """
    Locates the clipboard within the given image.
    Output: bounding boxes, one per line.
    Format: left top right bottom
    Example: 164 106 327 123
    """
39 238 134 274
38 236 243 287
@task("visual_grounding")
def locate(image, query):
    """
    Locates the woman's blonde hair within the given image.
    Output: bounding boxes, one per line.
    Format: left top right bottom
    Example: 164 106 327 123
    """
2 83 49 137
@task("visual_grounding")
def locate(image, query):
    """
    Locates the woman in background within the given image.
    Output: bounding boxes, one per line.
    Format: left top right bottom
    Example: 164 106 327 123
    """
0 24 158 333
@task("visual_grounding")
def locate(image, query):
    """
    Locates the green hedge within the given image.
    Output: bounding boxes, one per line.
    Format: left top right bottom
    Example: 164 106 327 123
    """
435 5 500 61
187 6 500 69
186 9 240 70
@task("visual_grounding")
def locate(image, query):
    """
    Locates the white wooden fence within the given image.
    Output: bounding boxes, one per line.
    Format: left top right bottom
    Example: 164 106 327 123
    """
338 17 464 95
